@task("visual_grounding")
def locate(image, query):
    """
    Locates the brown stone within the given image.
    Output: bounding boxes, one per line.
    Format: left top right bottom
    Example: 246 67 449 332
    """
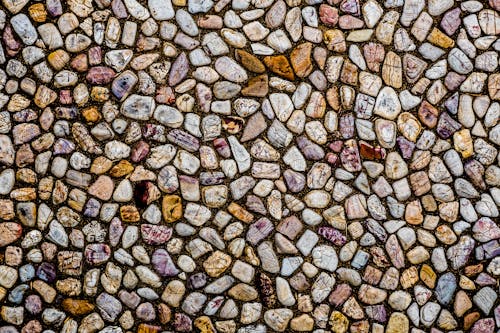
62 299 95 316
418 101 440 128
263 55 295 80
241 74 268 97
290 42 313 78
464 312 480 330
0 222 22 247
236 50 265 73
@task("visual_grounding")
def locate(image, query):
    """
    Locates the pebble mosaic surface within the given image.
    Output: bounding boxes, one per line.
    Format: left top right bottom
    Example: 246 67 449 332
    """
0 0 499 332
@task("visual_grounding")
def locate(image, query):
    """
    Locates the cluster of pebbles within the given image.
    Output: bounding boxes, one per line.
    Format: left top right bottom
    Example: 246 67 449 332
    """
0 0 499 332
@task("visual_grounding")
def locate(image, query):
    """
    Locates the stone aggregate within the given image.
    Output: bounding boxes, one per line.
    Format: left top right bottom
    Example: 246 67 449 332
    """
0 0 498 332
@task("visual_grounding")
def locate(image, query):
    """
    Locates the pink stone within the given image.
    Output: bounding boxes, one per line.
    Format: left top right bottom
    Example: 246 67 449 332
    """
85 244 111 265
141 224 173 245
86 66 116 85
319 4 339 26
338 15 364 29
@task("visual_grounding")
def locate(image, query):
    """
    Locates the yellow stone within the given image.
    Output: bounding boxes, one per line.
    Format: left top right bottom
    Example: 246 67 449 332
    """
120 205 140 222
29 3 47 22
82 106 102 123
91 87 109 102
386 312 409 333
47 50 70 70
227 202 254 223
109 160 134 178
453 129 473 158
172 0 186 5
203 251 232 277
427 28 454 48
420 264 437 288
459 275 476 290
162 195 183 223
194 316 216 333
323 29 346 52
91 156 113 174
329 311 349 333
400 266 419 289
398 112 422 142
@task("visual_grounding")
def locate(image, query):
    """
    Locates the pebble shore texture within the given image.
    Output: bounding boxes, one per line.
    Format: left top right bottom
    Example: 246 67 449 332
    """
0 0 499 332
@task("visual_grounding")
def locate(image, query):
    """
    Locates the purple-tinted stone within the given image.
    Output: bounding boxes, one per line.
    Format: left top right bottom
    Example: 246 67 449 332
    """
143 124 166 142
174 313 192 332
444 92 459 114
84 198 101 217
471 318 495 333
245 195 267 215
444 72 466 91
169 53 189 87
141 224 173 245
476 240 500 260
55 106 79 120
447 236 475 269
473 217 500 243
340 140 362 172
246 217 274 245
213 138 231 158
109 217 123 247
3 25 21 56
339 113 355 139
167 129 200 152
435 272 456 305
297 136 325 160
329 140 343 152
111 0 129 18
436 113 461 139
283 169 306 193
464 160 486 190
53 138 76 155
475 273 497 286
152 249 179 277
196 83 212 113
318 227 347 246
88 47 102 65
46 0 63 17
276 216 303 240
85 244 111 265
200 172 226 185
136 302 156 321
441 8 461 35
131 140 150 163
36 262 57 283
329 283 352 307
119 290 141 309
96 292 122 322
366 305 387 323
396 136 415 160
386 235 405 269
340 0 360 15
25 295 42 315
365 219 387 242
112 71 138 101
188 272 208 289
